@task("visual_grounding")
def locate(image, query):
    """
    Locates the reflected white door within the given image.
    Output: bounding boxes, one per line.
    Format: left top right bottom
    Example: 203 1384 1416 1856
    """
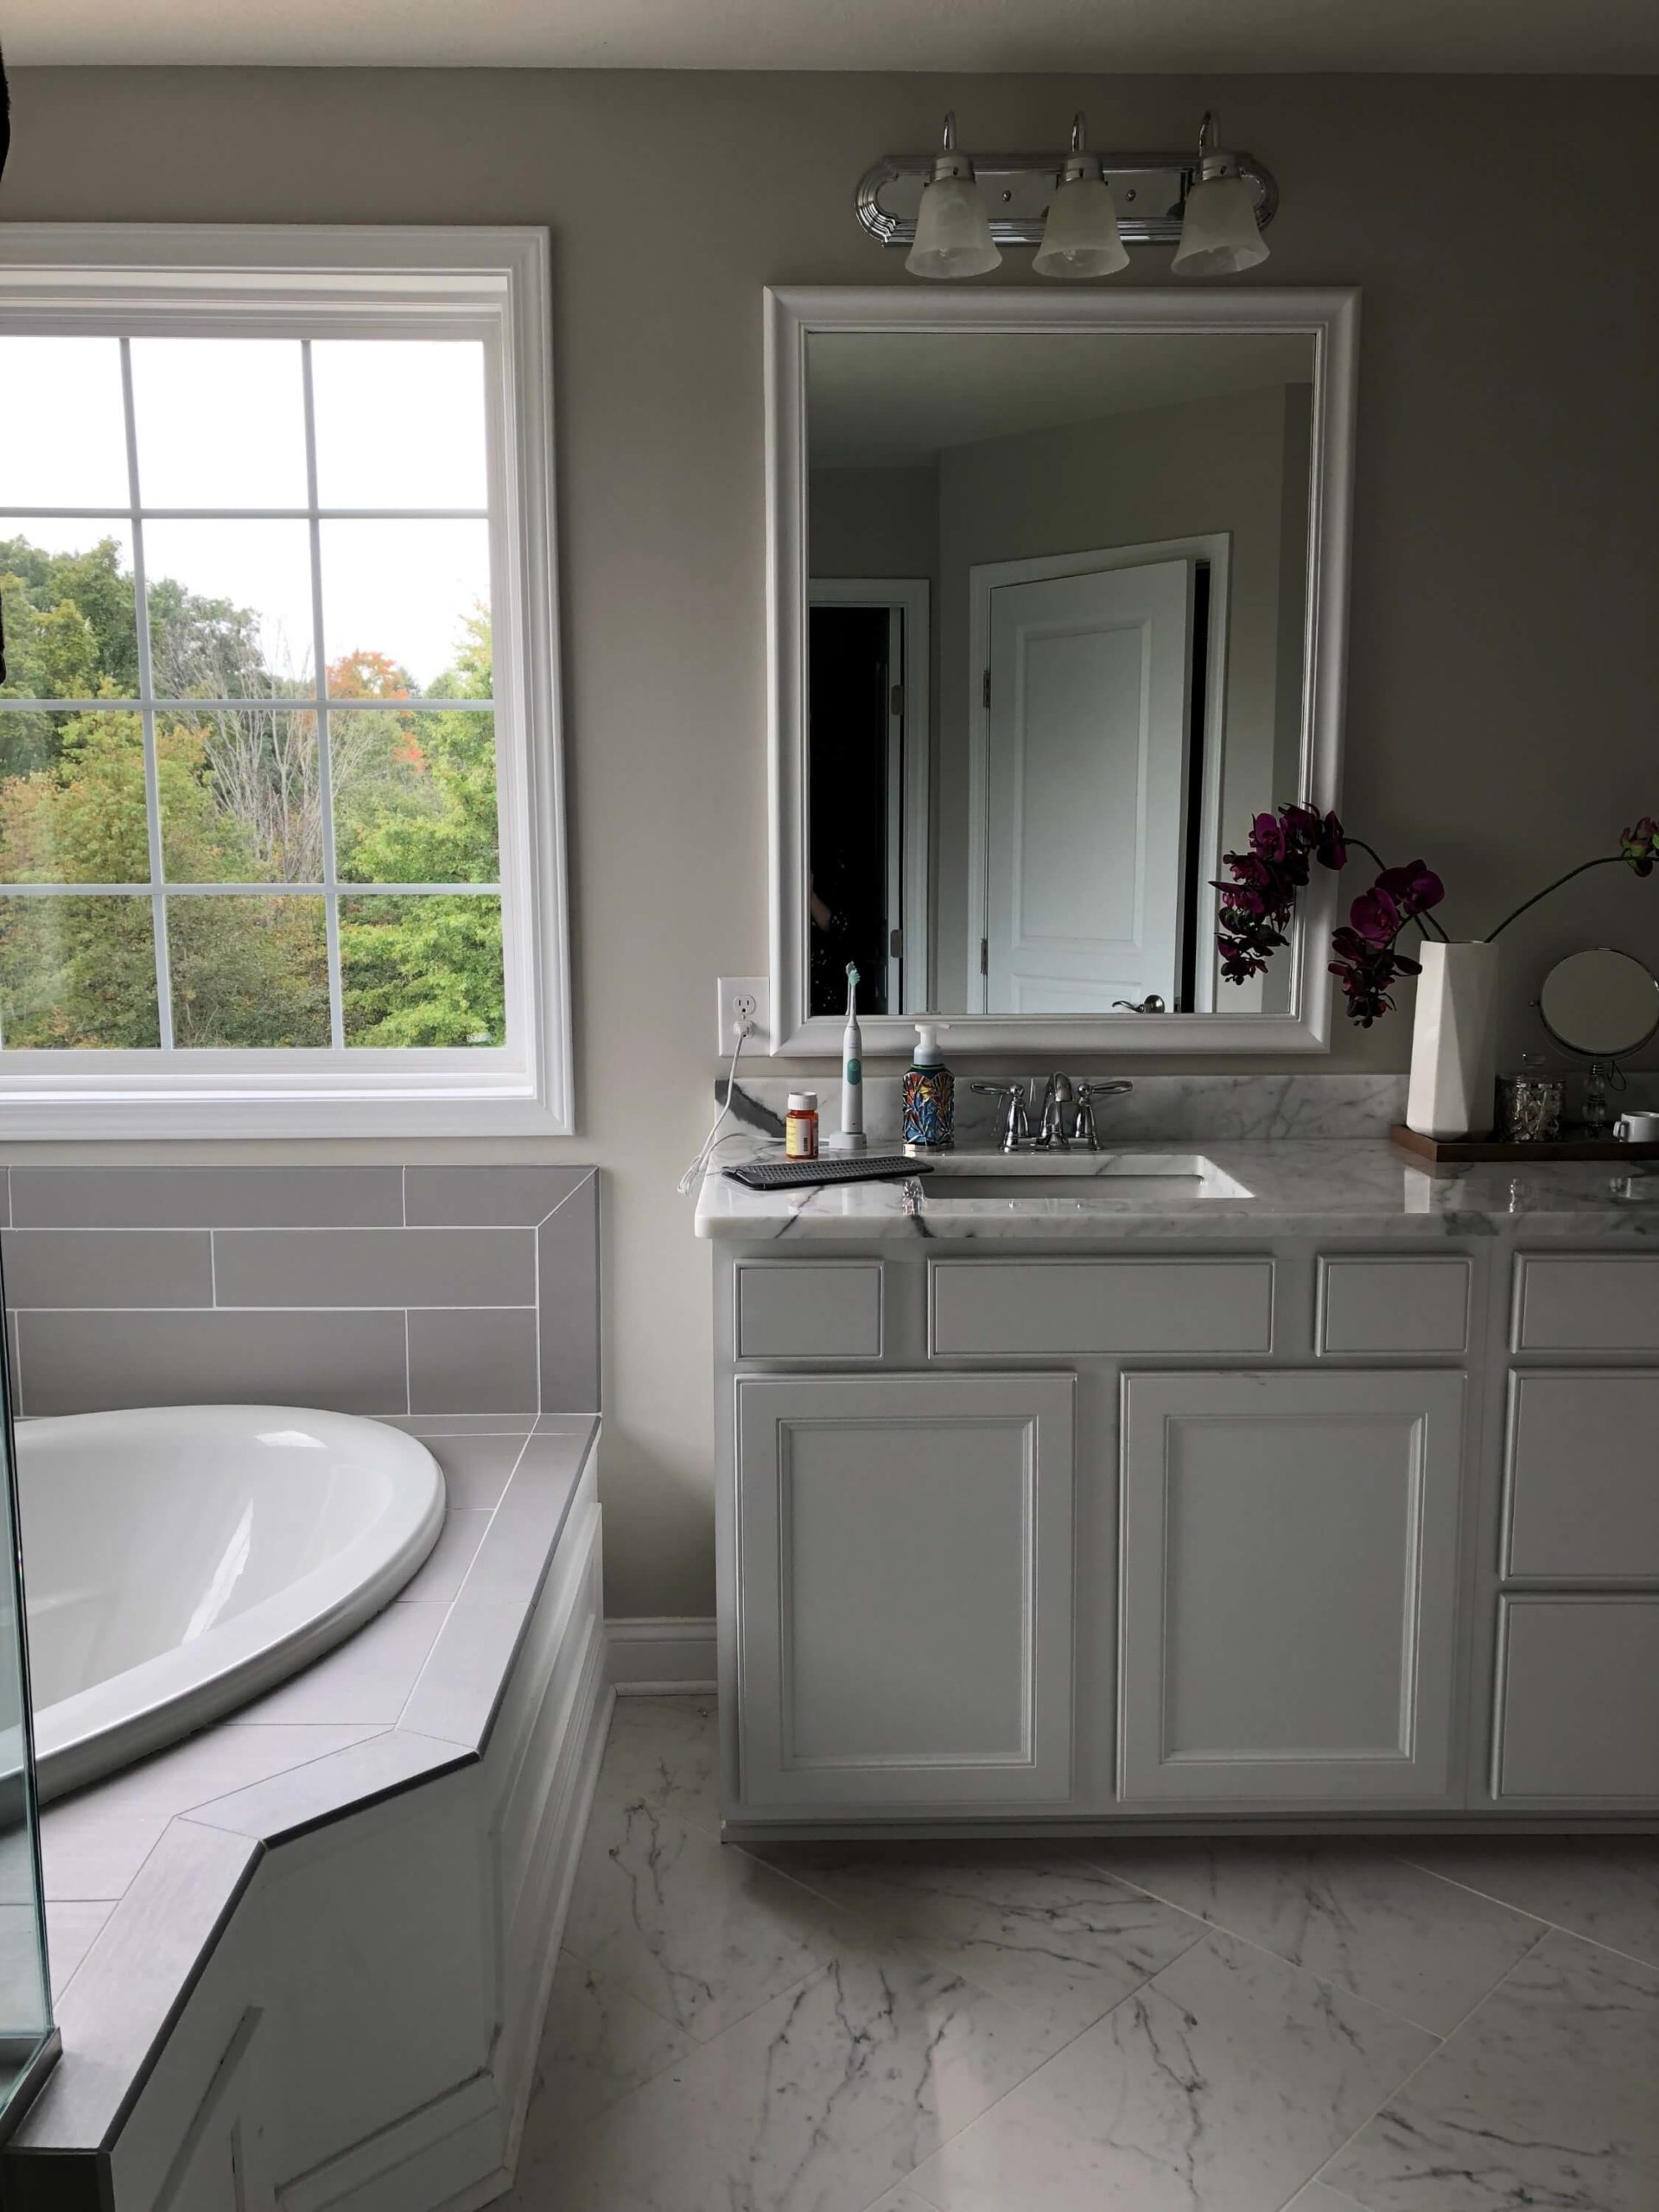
982 556 1194 1014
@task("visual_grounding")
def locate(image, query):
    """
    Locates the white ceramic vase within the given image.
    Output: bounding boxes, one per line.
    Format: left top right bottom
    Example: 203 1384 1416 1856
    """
1406 940 1500 1140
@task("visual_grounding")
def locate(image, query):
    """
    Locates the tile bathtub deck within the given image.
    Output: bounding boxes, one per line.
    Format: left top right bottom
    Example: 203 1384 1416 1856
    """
504 1697 1659 2212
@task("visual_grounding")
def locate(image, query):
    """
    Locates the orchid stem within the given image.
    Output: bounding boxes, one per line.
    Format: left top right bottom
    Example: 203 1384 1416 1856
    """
1484 855 1620 944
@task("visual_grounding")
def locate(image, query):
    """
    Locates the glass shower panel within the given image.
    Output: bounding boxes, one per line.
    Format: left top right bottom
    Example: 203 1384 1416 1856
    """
0 1262 57 2136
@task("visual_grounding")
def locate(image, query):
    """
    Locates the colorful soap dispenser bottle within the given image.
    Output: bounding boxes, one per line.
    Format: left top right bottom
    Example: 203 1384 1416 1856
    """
902 1020 955 1152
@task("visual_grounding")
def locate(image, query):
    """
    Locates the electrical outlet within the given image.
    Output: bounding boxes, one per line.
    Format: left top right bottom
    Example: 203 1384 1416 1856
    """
715 976 769 1053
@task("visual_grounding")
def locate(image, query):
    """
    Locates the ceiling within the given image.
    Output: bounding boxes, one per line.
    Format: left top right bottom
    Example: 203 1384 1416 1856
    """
7 0 1659 71
808 331 1313 468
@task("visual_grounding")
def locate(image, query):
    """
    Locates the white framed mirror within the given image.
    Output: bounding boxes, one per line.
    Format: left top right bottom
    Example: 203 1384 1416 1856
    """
766 285 1359 1055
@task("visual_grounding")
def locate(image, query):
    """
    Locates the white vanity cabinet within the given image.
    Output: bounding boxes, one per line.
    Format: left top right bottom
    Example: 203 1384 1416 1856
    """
710 1225 1659 1835
733 1371 1075 1809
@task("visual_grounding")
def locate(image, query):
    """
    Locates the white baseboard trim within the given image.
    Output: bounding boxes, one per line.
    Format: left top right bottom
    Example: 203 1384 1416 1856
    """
606 1618 717 1694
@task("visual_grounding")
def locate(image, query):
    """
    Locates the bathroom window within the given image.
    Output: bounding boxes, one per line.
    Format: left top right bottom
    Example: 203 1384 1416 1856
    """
0 228 570 1135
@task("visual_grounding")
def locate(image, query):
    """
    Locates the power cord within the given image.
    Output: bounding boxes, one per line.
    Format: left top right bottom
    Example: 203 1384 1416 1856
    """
677 1017 753 1195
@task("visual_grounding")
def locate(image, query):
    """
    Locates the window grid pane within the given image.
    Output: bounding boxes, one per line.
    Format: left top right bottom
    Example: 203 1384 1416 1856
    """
0 333 503 1058
302 340 346 1051
120 335 176 1051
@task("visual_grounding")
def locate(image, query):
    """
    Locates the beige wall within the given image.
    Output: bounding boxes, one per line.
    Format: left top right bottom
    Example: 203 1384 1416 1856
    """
4 68 1659 1617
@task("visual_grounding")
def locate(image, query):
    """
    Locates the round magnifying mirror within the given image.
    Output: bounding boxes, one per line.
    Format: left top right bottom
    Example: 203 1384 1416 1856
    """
1538 947 1659 1058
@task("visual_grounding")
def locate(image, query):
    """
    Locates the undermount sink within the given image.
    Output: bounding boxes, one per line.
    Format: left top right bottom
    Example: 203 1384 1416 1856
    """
925 1154 1255 1204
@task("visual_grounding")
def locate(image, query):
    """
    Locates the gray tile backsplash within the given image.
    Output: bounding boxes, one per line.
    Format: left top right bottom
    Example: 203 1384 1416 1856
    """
537 1172 601 1412
3 1230 213 1311
0 1166 598 1423
213 1226 535 1310
404 1164 593 1227
9 1165 406 1230
16 1308 410 1417
407 1308 540 1416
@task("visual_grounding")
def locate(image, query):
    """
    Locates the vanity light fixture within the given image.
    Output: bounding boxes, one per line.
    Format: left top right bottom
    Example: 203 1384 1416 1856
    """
857 112 1275 277
1032 114 1130 280
1171 111 1272 276
905 113 1001 280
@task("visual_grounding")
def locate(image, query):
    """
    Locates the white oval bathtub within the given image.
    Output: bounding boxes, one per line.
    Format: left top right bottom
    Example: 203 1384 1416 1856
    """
16 1406 445 1801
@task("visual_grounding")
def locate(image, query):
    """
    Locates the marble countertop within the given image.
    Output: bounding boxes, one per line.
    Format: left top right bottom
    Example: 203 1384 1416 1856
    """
694 1136 1659 1243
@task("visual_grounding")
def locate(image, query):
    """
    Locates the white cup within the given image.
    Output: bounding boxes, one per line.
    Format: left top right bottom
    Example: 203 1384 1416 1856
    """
1614 1111 1659 1142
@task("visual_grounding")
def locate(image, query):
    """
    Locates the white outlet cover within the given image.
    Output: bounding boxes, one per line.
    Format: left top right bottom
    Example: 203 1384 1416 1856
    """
715 976 770 1054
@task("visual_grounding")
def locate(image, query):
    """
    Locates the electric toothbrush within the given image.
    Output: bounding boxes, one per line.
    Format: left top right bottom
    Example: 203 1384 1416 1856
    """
828 962 867 1151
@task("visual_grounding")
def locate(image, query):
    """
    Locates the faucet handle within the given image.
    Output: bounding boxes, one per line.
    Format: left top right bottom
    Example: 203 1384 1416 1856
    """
1071 1078 1133 1151
970 1082 1029 1152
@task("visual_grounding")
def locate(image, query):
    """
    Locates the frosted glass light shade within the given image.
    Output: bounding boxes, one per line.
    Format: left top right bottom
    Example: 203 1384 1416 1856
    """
906 173 1001 279
1033 175 1129 279
1172 172 1269 276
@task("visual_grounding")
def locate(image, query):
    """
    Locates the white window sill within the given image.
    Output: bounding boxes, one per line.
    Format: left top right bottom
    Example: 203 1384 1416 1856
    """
0 1064 571 1139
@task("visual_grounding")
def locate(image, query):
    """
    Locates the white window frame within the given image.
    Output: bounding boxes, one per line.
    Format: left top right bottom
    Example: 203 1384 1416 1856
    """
0 224 572 1137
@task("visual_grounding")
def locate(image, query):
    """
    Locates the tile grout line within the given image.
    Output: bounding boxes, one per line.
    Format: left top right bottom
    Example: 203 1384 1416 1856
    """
742 1834 1212 2044
1288 1922 1558 2208
1381 1846 1659 1976
1062 1843 1531 2041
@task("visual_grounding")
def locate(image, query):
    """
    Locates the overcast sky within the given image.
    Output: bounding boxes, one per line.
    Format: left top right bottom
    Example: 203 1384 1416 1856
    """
2 334 491 691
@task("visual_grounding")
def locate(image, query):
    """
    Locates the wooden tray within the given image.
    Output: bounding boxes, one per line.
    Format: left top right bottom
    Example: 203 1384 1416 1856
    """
1389 1123 1659 1165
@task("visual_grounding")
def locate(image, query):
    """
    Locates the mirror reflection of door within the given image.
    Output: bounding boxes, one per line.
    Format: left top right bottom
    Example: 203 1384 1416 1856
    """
807 581 929 1018
973 550 1205 1014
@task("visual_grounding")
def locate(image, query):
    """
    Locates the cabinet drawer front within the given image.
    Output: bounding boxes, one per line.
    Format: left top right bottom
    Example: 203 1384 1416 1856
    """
1512 1255 1659 1353
736 1262 882 1359
1503 1371 1659 1579
1318 1257 1470 1355
930 1258 1272 1357
1495 1596 1659 1800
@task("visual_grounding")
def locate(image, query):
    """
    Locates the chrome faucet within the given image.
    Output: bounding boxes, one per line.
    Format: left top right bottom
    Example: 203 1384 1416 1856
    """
973 1075 1133 1153
1036 1072 1074 1150
971 1081 1032 1154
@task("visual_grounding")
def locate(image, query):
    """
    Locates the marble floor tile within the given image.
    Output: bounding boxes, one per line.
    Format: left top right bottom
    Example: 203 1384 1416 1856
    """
592 1694 721 1838
1321 1927 1659 2212
516 1932 1077 2212
906 1928 1435 2212
1395 1835 1659 1969
868 2190 950 2212
562 1800 855 2044
1090 1840 1544 2033
1284 2187 1366 2210
516 1948 690 2146
765 1842 1205 2036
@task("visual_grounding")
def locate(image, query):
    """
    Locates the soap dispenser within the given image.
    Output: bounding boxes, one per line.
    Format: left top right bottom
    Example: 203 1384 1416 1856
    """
902 1020 955 1152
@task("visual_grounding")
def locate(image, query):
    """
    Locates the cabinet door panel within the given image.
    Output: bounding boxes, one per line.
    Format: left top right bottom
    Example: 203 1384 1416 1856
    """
1119 1370 1465 1804
735 1372 1074 1808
